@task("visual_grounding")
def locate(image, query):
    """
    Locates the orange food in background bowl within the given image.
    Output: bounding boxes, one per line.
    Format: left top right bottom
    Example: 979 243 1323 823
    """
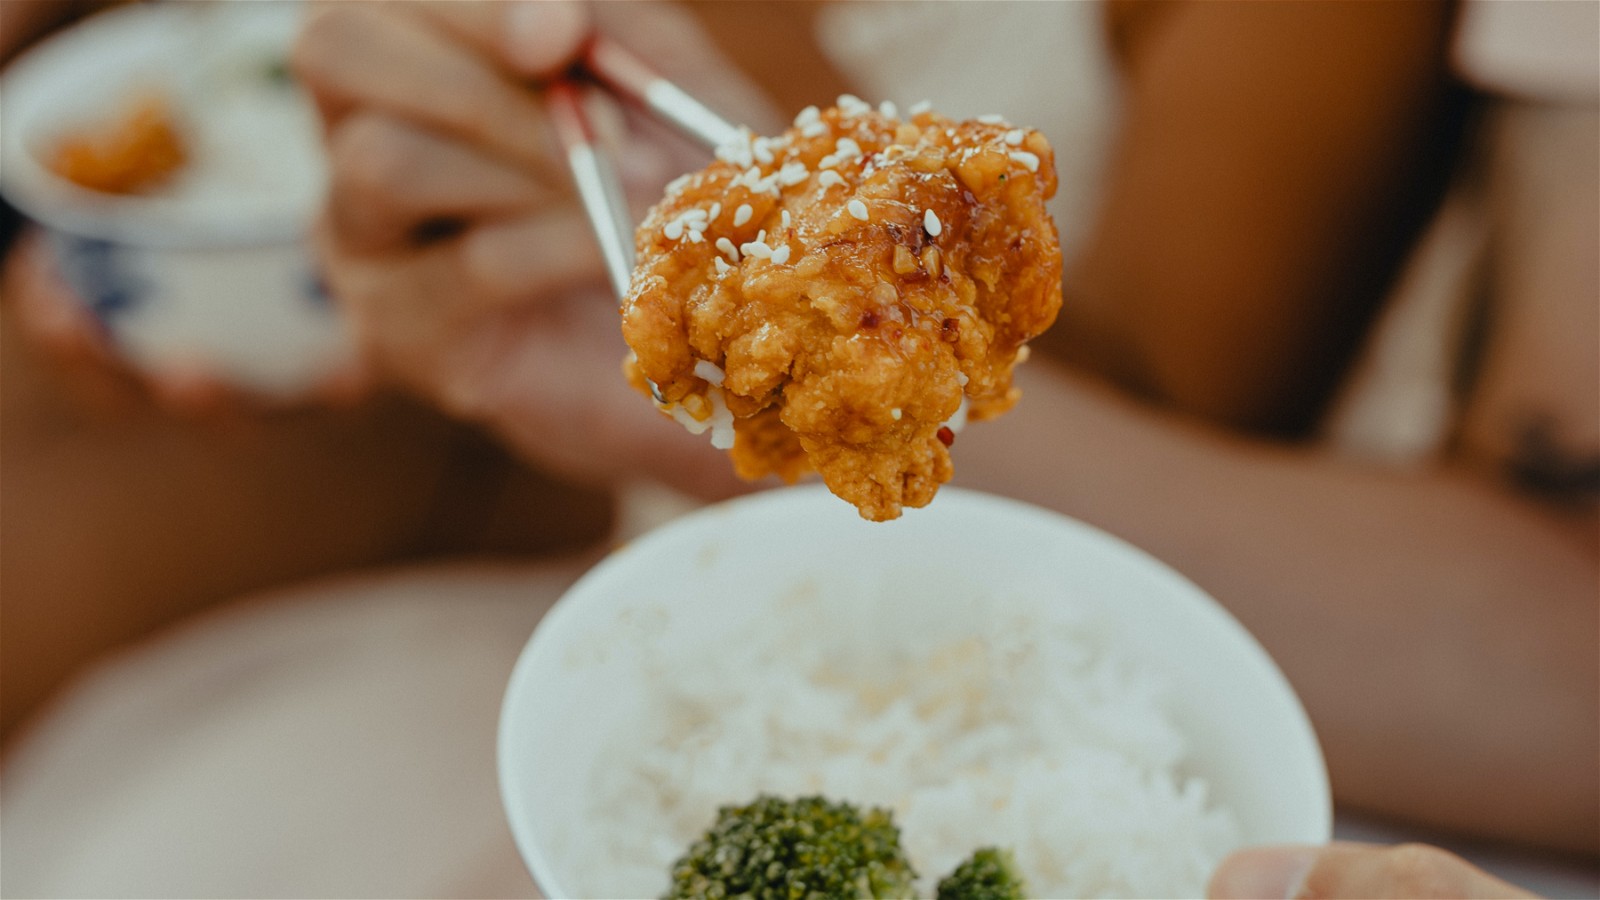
46 94 188 195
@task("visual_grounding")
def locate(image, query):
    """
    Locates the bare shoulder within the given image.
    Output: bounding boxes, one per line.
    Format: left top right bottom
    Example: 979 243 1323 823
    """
1455 106 1598 535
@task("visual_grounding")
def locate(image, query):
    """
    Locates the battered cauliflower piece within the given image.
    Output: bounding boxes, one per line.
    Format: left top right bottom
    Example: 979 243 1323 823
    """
622 97 1062 521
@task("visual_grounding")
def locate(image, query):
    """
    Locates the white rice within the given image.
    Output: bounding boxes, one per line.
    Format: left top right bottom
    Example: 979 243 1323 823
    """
576 597 1240 898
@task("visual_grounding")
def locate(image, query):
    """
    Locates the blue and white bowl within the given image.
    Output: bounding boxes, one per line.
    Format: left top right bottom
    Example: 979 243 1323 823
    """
0 0 350 394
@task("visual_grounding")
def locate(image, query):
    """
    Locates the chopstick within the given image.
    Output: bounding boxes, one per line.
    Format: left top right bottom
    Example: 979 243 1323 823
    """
582 35 742 151
547 57 688 403
544 81 636 301
546 37 744 299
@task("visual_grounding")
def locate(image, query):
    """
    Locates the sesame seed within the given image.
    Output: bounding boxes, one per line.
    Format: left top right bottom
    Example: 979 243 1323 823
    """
687 219 709 233
753 141 775 166
756 229 766 244
923 208 942 237
835 137 863 158
664 173 692 194
714 257 731 275
663 220 684 240
1008 150 1040 172
817 154 840 170
817 170 845 189
978 113 1006 125
801 121 828 138
1004 128 1025 146
891 407 902 420
848 199 869 221
776 162 810 186
836 93 872 116
781 210 791 228
681 208 709 221
686 229 704 243
879 100 898 119
716 237 740 262
708 202 721 221
733 204 753 227
909 100 932 115
794 105 821 127
770 244 791 265
714 127 755 168
740 239 773 259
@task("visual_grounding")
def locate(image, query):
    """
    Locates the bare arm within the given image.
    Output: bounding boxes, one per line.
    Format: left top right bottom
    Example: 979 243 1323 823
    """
958 362 1598 855
1057 0 1468 435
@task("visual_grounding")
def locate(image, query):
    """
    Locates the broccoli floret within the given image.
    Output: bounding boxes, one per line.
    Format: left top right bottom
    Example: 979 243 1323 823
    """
934 847 1028 900
664 794 918 899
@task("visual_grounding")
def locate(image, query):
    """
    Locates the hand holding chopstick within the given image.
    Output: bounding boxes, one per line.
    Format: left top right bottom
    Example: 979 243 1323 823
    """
545 35 743 303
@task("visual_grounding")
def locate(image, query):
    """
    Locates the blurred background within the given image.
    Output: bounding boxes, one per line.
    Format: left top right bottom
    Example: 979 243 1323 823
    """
1 1 1595 897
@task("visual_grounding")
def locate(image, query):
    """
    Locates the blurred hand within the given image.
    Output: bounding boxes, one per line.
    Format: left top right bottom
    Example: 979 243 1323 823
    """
1209 843 1540 899
292 0 776 495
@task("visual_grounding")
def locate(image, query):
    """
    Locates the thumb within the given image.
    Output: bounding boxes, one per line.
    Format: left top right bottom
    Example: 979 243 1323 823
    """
1208 842 1540 900
502 0 590 79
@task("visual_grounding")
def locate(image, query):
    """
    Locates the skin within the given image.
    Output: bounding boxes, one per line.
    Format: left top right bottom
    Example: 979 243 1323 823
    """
1055 0 1471 436
0 1 621 743
2 0 1592 888
292 0 776 497
1210 842 1540 899
294 0 1598 856
968 0 1600 853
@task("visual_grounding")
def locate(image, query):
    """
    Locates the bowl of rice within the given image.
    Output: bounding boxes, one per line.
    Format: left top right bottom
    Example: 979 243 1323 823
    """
498 485 1330 898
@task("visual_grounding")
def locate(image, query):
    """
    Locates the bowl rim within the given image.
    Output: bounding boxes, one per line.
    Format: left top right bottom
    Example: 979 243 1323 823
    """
0 1 314 250
497 484 1333 896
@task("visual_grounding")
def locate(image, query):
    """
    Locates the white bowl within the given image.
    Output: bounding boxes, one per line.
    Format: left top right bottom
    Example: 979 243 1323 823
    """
0 1 349 395
499 486 1330 897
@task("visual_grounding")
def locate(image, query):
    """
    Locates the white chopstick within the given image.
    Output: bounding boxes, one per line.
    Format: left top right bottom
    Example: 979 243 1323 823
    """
582 35 741 151
545 80 636 301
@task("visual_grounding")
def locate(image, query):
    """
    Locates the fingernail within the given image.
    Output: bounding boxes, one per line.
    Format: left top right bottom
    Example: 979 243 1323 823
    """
504 1 587 77
1210 846 1317 899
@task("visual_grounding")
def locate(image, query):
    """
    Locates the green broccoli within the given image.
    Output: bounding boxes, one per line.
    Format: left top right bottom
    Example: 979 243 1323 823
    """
934 847 1029 900
664 794 918 900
